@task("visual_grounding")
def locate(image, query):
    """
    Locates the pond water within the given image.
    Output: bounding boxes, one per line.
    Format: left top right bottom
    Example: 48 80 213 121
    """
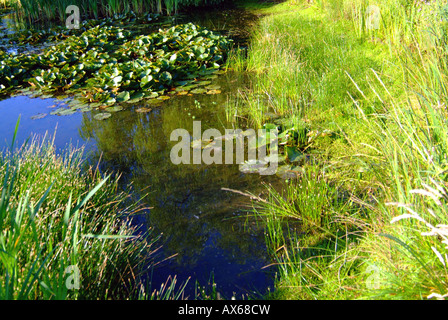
0 5 283 299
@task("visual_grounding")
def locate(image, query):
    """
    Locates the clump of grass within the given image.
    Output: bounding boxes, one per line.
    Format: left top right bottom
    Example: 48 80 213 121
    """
0 118 166 299
233 0 448 300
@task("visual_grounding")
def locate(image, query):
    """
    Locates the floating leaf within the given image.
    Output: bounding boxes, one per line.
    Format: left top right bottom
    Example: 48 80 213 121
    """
205 84 221 90
94 112 111 120
135 107 152 113
106 106 123 112
80 106 93 112
50 107 68 115
276 164 303 179
206 89 221 95
196 80 211 86
285 146 304 162
116 91 130 102
31 113 47 120
160 71 172 82
239 159 268 174
190 88 207 94
58 108 77 116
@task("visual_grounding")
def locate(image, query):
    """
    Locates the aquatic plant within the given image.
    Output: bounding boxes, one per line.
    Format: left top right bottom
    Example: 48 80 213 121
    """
11 0 226 24
0 21 232 113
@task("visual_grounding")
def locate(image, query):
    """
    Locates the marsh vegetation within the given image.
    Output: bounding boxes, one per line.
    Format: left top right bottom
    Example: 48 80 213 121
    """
1 0 448 301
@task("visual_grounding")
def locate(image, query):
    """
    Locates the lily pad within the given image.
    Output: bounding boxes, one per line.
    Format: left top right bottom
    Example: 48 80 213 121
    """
58 108 77 116
285 146 304 162
239 159 268 174
263 154 286 164
80 106 93 112
30 113 47 120
135 107 152 113
275 164 303 179
146 99 163 105
50 107 67 115
106 106 123 112
206 89 221 95
190 88 207 94
196 80 211 86
205 84 221 90
93 112 112 120
116 91 130 103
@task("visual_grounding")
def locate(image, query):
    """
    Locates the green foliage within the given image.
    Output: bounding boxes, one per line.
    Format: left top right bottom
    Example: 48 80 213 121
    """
232 0 448 300
0 20 232 111
0 118 163 299
11 0 226 23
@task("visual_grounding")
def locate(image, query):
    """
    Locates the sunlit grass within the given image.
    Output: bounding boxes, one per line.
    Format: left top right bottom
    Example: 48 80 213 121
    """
231 0 448 300
0 118 179 299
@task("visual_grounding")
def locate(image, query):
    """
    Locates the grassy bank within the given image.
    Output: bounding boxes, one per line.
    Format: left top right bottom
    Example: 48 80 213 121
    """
0 119 182 299
228 0 448 299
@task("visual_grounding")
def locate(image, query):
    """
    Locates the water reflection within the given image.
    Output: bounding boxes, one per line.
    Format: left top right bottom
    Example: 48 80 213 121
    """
79 71 280 298
0 5 282 299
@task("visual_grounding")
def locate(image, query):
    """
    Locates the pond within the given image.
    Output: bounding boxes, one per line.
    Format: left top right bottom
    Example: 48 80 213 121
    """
0 4 283 299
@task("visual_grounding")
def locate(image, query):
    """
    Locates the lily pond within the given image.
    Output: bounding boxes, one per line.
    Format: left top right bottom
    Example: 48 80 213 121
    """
0 6 288 299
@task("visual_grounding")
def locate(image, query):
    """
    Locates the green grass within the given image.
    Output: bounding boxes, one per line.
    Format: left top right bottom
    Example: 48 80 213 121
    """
230 0 448 300
0 118 184 299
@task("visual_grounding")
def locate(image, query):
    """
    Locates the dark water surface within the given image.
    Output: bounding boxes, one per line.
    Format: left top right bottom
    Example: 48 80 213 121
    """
0 5 282 299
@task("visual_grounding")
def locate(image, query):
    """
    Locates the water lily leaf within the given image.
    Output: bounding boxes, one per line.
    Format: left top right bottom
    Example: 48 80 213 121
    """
160 71 172 82
196 80 211 86
94 112 111 120
116 91 130 102
135 107 152 113
177 91 189 95
191 139 213 149
146 99 163 105
190 88 207 94
285 146 304 162
275 165 303 179
31 113 47 120
110 75 123 87
206 89 221 95
263 154 286 164
80 106 93 112
106 106 123 112
128 92 145 103
239 159 268 174
58 108 77 116
50 107 68 115
205 84 221 90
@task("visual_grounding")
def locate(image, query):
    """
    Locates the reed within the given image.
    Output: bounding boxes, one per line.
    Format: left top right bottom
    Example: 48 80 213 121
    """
11 0 226 24
0 118 171 299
